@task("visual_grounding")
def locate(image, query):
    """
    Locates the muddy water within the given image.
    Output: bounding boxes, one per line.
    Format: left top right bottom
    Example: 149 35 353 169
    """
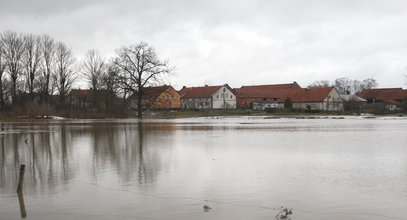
0 117 406 220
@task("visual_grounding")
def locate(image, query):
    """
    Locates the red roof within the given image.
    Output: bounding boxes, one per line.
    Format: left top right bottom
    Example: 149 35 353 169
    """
358 88 407 101
384 100 400 105
279 87 335 102
181 86 223 98
234 82 301 98
178 87 192 96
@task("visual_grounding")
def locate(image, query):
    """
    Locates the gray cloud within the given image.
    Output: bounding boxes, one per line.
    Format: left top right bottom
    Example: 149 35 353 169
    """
1 0 407 89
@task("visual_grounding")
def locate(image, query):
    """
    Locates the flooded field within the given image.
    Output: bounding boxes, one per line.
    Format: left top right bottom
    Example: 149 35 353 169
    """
0 116 406 220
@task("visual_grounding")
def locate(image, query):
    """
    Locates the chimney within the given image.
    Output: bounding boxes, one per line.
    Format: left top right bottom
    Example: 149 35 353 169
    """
182 86 186 89
205 85 208 87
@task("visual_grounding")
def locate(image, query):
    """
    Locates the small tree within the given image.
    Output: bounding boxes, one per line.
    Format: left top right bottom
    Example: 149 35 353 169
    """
284 98 293 110
0 41 6 108
54 42 76 105
82 49 105 91
114 42 172 118
38 34 56 103
22 34 42 98
1 31 25 104
307 80 330 88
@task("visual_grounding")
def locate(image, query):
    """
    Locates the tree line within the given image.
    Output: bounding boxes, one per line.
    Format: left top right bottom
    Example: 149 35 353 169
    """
0 31 172 118
308 77 378 95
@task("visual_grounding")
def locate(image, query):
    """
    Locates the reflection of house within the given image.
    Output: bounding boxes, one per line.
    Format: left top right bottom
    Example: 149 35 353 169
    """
357 88 407 111
278 87 343 111
68 89 119 109
180 84 236 109
128 86 181 110
233 82 301 109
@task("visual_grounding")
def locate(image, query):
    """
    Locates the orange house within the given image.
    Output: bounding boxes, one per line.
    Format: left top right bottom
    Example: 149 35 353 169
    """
128 86 181 109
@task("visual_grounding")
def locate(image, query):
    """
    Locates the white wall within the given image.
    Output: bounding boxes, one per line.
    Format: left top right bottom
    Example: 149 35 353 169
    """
212 86 237 109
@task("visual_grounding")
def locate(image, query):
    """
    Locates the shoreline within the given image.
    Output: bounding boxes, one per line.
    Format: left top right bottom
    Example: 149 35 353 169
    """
0 110 404 121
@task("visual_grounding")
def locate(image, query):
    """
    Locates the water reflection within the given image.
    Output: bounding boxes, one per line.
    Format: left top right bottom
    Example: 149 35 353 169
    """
0 118 406 220
0 121 177 194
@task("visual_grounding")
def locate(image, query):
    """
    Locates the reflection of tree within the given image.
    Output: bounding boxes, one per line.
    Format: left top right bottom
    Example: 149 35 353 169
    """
90 121 166 186
0 123 75 193
0 121 176 194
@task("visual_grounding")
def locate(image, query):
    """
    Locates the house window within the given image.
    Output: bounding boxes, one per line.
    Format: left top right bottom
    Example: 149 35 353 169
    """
230 95 233 99
217 95 219 98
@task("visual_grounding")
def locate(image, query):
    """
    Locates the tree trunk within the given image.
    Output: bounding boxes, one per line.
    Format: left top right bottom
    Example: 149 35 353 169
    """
137 89 143 119
0 80 3 109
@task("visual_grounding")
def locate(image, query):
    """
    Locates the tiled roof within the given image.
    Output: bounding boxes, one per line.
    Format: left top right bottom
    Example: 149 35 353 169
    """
278 87 335 102
358 88 407 101
181 86 223 98
234 82 301 98
384 100 400 105
178 87 192 96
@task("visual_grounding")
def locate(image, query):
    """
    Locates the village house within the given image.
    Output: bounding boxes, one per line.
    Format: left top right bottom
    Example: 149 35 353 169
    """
340 94 367 112
127 85 181 110
179 84 236 109
278 87 344 111
67 89 119 109
357 88 407 111
233 82 301 109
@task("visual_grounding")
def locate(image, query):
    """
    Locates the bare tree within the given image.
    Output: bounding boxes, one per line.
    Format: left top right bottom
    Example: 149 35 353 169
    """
114 42 172 118
308 80 330 88
82 49 105 90
38 34 56 103
102 59 120 93
54 42 76 104
0 42 6 108
23 34 42 98
334 77 353 95
1 31 25 104
360 78 378 91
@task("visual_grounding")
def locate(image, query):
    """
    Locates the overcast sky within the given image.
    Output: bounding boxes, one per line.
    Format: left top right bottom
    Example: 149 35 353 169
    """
1 0 407 89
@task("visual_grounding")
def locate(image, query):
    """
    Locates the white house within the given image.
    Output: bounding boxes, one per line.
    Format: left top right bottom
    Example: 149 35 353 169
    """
179 84 237 109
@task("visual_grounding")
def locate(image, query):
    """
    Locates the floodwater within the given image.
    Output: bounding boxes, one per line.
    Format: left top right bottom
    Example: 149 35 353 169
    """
0 116 406 220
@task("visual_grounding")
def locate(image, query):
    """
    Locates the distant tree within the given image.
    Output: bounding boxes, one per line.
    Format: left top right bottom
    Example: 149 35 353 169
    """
284 98 293 110
102 59 120 93
0 41 6 108
360 78 378 91
54 42 76 104
22 34 42 98
334 77 377 95
1 31 25 104
308 80 330 88
334 77 354 95
82 49 105 91
38 34 56 103
114 42 173 118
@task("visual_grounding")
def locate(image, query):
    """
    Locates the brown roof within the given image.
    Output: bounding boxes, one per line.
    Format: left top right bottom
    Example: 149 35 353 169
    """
358 88 407 101
279 87 335 102
181 86 223 98
234 82 301 98
178 87 192 96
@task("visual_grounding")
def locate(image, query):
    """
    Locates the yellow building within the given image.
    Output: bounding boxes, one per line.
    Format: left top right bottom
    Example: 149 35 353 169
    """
128 86 181 109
